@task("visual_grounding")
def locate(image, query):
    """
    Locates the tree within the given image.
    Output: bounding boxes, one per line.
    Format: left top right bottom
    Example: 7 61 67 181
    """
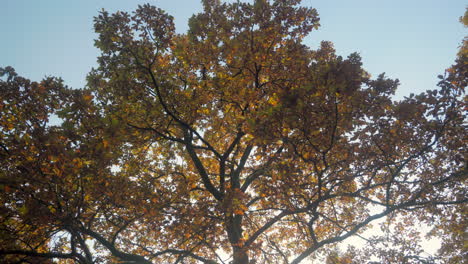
0 1 466 263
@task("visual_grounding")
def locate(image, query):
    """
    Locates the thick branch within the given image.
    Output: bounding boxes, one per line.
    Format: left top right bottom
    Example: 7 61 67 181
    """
290 208 394 264
80 228 151 264
145 66 222 159
241 146 283 192
231 144 253 189
220 130 245 193
0 249 82 262
151 249 214 263
244 210 292 248
184 130 223 201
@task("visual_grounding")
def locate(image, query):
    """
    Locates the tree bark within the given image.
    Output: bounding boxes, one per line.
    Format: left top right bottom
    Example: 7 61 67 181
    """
232 247 249 264
226 213 248 264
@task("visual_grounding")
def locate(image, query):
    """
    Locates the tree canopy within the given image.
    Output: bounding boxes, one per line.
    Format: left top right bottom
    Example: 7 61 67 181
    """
1 1 466 263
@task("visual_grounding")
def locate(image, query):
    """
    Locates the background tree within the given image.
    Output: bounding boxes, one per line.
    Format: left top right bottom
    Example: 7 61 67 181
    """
1 0 466 263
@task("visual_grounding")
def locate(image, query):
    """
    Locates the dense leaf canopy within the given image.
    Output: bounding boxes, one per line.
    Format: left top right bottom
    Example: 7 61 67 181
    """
1 1 466 263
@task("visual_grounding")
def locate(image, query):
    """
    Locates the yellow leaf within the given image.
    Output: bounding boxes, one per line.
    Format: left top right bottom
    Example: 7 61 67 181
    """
267 96 279 106
5 122 14 130
48 206 56 213
52 167 62 176
83 94 94 101
234 209 245 215
19 205 28 215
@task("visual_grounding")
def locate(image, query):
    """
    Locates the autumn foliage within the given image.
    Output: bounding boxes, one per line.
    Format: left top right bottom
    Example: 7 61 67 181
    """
1 1 466 263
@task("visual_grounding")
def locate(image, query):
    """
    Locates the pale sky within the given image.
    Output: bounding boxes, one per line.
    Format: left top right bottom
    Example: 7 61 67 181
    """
1 0 466 100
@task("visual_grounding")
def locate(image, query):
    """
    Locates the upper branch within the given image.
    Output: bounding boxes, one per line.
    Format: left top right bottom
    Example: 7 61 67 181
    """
79 227 152 264
184 130 223 201
0 249 85 263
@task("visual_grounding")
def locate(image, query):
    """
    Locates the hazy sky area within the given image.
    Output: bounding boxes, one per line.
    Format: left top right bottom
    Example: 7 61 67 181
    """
1 0 466 100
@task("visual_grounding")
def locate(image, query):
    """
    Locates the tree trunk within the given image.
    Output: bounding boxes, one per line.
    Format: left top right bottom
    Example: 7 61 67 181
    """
226 213 248 264
232 247 249 264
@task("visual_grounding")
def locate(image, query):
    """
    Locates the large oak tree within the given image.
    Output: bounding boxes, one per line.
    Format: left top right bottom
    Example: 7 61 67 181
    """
1 1 466 263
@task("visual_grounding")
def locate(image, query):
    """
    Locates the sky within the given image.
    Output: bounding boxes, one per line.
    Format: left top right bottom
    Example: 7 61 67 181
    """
1 0 466 100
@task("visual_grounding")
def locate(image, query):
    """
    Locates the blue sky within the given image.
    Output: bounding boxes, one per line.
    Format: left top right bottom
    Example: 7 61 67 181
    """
1 0 466 99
